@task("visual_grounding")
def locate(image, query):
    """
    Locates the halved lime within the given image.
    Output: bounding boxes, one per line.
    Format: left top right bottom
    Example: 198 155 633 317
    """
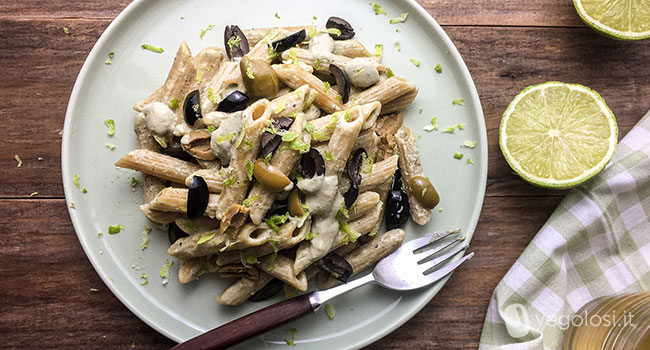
499 82 618 189
574 0 650 41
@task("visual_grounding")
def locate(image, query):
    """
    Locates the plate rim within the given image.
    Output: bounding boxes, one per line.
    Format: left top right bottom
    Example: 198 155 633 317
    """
61 0 487 348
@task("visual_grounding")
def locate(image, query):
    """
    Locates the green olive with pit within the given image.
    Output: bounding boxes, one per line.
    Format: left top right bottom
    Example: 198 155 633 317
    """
240 56 279 97
407 175 439 209
288 189 304 217
253 159 291 193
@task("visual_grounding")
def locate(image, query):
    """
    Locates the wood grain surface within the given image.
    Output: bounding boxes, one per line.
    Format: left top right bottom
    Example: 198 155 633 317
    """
1 0 649 349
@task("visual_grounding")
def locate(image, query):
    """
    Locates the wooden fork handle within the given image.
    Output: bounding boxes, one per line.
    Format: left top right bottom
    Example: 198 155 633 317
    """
170 294 313 350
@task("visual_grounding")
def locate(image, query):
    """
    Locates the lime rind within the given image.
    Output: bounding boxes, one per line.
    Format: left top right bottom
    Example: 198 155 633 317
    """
573 0 650 41
499 82 618 190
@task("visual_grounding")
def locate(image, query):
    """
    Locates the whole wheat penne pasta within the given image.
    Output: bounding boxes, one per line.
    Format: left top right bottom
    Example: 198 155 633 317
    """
246 31 283 63
238 217 311 259
332 39 374 58
349 77 417 110
243 26 308 47
326 106 366 175
115 149 201 185
257 254 308 291
175 216 220 235
200 61 245 113
216 251 240 266
395 125 432 225
281 48 353 75
360 154 399 192
217 272 274 305
214 99 273 220
184 168 224 193
310 102 381 143
196 159 221 169
348 191 380 220
353 129 381 160
270 85 313 119
380 88 419 115
168 228 226 259
134 41 197 117
317 228 405 289
333 241 361 257
134 113 166 203
274 64 345 114
146 187 218 214
247 113 307 224
139 204 180 224
293 201 382 274
195 46 227 91
304 103 321 121
358 101 381 130
178 256 211 284
230 221 294 250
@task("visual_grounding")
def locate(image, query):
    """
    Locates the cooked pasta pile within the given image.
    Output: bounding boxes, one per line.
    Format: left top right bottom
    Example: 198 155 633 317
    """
116 21 440 305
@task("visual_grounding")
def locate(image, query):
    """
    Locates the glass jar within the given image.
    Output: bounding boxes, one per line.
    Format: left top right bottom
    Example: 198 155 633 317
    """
563 292 650 350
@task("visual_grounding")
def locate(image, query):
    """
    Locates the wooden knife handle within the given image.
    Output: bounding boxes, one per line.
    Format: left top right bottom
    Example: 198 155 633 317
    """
170 294 313 350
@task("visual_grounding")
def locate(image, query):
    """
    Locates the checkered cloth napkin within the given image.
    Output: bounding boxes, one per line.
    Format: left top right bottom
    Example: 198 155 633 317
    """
479 110 650 349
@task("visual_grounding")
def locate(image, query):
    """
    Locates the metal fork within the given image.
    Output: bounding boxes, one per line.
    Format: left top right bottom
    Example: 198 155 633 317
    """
171 229 473 350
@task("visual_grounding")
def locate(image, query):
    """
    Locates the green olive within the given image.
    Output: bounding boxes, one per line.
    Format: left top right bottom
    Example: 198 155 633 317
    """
407 175 439 209
288 189 304 217
240 56 279 97
253 159 291 193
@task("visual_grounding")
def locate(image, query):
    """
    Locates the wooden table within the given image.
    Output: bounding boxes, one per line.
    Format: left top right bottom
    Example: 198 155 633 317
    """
2 0 648 348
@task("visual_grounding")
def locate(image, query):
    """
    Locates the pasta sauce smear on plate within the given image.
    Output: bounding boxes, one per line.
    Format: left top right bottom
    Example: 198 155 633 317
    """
115 18 440 305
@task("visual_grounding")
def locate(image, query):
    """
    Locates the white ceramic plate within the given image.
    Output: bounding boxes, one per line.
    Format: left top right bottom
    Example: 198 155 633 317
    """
62 0 487 348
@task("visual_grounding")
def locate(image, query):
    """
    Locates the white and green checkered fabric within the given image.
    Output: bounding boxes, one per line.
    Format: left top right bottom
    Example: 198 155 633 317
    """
479 110 650 350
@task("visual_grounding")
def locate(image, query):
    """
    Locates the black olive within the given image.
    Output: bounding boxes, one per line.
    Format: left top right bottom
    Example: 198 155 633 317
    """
271 29 306 53
385 170 410 230
183 90 202 126
326 16 355 40
346 148 366 186
248 278 284 302
217 90 249 113
260 117 294 158
168 222 189 244
343 182 359 208
300 148 325 179
187 176 209 220
329 64 350 103
159 143 197 163
224 25 250 60
316 252 353 283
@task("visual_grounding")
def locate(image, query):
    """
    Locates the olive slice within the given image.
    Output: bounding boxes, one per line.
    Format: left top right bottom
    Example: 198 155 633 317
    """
343 182 359 208
254 159 292 193
261 117 294 158
183 90 202 126
346 148 366 186
224 25 250 60
288 189 304 217
187 175 209 220
271 29 307 52
249 278 284 302
329 64 350 103
316 252 353 283
326 16 355 40
385 170 410 230
300 148 325 179
407 175 440 209
217 90 249 113
168 222 189 244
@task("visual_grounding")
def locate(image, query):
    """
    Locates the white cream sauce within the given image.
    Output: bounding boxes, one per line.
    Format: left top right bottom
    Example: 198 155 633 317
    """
210 111 243 166
343 58 380 88
309 33 335 60
142 102 176 137
297 175 344 256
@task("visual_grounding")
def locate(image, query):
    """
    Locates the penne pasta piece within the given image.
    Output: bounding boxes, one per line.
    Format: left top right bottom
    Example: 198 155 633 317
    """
317 228 405 289
395 125 433 225
146 187 220 217
375 112 403 161
217 272 274 306
243 26 308 47
358 101 381 130
332 39 375 58
380 89 419 115
184 168 223 193
304 103 321 121
269 85 314 119
348 191 380 220
134 113 166 203
360 154 399 192
195 46 227 92
134 41 197 122
214 99 273 220
247 113 307 224
274 64 345 114
115 149 201 185
175 216 220 235
139 204 180 224
293 201 382 274
325 106 365 175
349 77 417 113
218 264 259 280
199 61 246 113
178 256 211 284
238 217 311 259
353 129 381 161
310 102 381 143
257 254 308 291
281 48 353 76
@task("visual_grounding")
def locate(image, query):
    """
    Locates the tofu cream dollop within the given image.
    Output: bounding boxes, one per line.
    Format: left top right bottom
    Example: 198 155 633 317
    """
142 102 176 137
297 174 344 256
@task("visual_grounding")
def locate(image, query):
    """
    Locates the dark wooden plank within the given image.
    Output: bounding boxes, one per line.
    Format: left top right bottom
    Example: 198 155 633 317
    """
0 196 559 349
2 18 649 197
0 0 585 27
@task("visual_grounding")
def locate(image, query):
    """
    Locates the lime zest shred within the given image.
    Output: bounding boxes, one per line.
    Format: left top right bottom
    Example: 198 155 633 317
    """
81 187 87 194
386 67 395 78
374 44 384 57
304 122 315 136
282 132 298 142
168 97 179 110
73 174 80 188
197 232 216 245
207 88 219 105
323 81 331 93
410 58 421 67
14 154 22 168
105 59 112 65
369 228 378 237
313 15 318 20
235 123 246 148
305 231 318 240
108 52 115 59
223 175 236 187
372 3 387 15
108 224 124 234
200 24 215 40
442 126 456 134
323 150 334 161
105 143 116 150
285 328 298 346
139 274 148 285
457 123 465 130
264 213 289 232
104 119 115 136
435 63 442 73
130 177 141 188
314 58 323 70
214 132 237 143
246 60 255 79
141 44 164 53
395 40 402 52
289 138 310 154
431 116 439 130
339 220 360 244
159 259 174 285
140 225 152 250
275 12 281 19
327 28 342 37
207 126 216 133
63 27 71 35
467 158 475 165
227 35 241 49
389 12 409 24
242 195 259 207
452 98 465 106
463 140 477 148
264 152 273 165
246 160 254 181
325 304 336 319
453 152 464 160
